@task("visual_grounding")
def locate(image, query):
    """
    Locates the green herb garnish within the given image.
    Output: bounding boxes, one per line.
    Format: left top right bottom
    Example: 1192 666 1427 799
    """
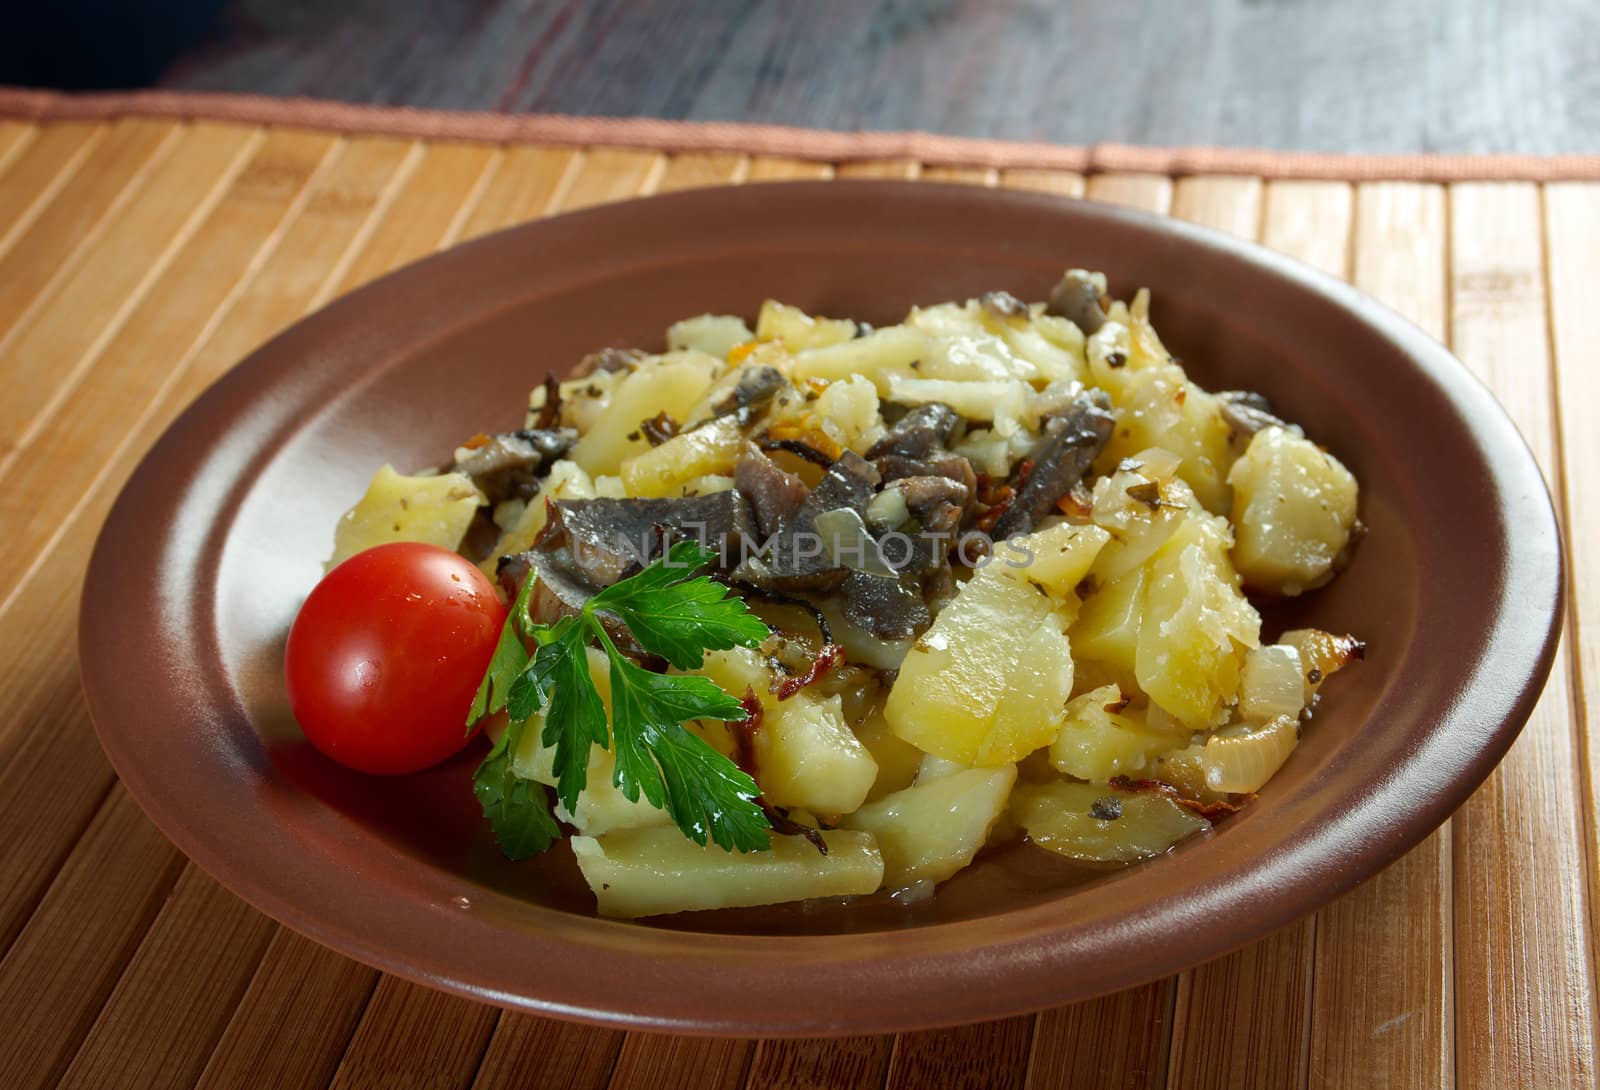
467 540 773 856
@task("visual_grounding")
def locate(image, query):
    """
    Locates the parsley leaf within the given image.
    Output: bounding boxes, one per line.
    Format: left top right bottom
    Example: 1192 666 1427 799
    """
466 572 537 731
539 622 608 814
472 719 560 859
469 537 775 858
598 633 769 852
505 615 573 723
587 540 771 669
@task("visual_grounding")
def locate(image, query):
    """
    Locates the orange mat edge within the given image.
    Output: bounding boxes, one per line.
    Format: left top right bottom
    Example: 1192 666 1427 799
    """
3 86 1599 183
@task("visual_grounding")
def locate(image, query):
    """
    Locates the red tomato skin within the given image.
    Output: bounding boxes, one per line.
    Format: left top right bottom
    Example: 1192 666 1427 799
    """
285 542 506 775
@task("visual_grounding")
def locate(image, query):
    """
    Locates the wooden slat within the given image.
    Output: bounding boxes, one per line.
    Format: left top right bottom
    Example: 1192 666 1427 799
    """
920 164 998 186
332 141 502 293
54 869 277 1090
887 1017 1033 1090
1083 174 1172 213
0 122 104 266
745 157 833 182
1306 182 1452 1090
606 1036 753 1090
0 120 36 176
744 1036 895 1090
327 978 499 1090
560 147 668 211
0 128 336 611
1544 182 1600 997
1261 181 1354 278
1447 182 1596 1089
0 671 113 951
1171 175 1263 240
0 119 180 352
999 169 1086 197
456 146 577 240
834 159 921 180
656 151 750 192
0 788 187 1090
472 1015 623 1090
0 122 258 461
1168 932 1314 1089
1352 183 1449 337
196 931 379 1090
1025 981 1175 1090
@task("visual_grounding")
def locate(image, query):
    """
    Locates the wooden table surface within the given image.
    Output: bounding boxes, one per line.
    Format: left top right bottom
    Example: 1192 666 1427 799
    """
152 0 1600 155
0 112 1596 1090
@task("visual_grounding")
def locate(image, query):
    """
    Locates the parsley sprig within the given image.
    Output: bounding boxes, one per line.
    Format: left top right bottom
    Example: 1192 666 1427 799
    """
467 541 773 857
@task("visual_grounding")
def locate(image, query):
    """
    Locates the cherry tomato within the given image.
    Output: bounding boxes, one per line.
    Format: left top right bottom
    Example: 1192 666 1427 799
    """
285 542 506 775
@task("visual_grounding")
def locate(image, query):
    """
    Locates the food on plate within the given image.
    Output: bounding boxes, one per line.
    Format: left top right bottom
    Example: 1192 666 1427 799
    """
294 270 1364 917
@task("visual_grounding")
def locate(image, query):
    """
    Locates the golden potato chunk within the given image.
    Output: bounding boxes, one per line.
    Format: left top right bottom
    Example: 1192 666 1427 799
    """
843 766 1017 888
570 353 721 475
695 648 878 815
573 827 883 918
328 465 482 568
886 569 1074 766
619 415 743 498
1135 514 1261 728
1050 685 1193 782
1227 425 1359 595
1013 781 1210 863
756 299 858 351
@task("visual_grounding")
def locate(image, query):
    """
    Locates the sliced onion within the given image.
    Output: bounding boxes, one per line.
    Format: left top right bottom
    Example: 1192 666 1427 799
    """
1239 644 1305 723
812 507 897 577
1202 715 1298 794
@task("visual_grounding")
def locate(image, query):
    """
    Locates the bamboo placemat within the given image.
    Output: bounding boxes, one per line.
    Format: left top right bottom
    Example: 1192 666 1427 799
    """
0 92 1594 1090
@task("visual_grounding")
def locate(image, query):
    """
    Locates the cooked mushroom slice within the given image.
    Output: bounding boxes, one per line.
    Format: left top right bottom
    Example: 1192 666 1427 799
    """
875 450 978 503
711 365 786 422
453 428 577 505
1045 269 1108 335
734 443 811 538
543 492 755 586
1217 389 1288 441
874 475 969 575
838 570 931 641
865 403 963 460
496 550 656 662
570 346 645 379
993 391 1114 539
979 290 1029 319
745 451 881 590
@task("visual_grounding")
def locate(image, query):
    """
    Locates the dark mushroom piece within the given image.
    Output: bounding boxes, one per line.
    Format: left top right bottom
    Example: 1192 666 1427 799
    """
1216 390 1288 441
874 451 978 505
873 475 970 576
496 549 659 664
865 402 964 460
1045 269 1108 335
838 570 931 641
453 428 577 505
711 366 787 423
992 391 1115 539
739 451 881 591
543 492 756 587
734 443 811 539
569 346 645 379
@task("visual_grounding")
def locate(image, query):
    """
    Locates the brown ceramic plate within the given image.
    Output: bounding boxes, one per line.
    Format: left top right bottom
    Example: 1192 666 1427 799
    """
80 181 1562 1035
